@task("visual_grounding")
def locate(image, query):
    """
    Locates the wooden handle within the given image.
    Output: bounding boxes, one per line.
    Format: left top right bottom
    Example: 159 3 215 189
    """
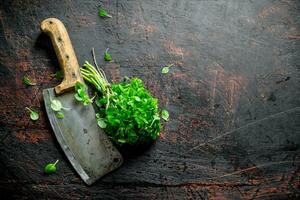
40 18 83 95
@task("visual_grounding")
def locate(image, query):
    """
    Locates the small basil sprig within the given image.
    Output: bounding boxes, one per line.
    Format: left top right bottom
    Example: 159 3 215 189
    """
48 90 69 119
74 82 94 106
56 111 65 119
161 109 169 121
104 48 112 61
99 8 112 18
25 107 39 121
23 76 36 86
161 64 174 74
44 160 59 174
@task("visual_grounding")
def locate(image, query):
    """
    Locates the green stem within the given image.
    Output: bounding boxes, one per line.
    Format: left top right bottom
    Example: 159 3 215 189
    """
84 62 108 85
81 74 102 91
53 159 59 166
81 61 113 109
25 107 32 112
106 89 110 109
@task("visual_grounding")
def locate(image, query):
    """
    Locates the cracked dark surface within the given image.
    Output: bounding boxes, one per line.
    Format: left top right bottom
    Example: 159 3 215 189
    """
0 0 300 199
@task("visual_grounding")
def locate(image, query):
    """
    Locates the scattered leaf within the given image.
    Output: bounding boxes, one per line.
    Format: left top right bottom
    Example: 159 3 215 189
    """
161 109 169 121
56 111 64 119
23 76 36 86
99 8 112 18
51 99 62 111
44 160 59 174
104 48 112 61
161 64 174 74
161 67 169 74
26 107 39 121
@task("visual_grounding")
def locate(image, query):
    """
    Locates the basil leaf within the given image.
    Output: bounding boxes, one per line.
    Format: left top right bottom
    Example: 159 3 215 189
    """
99 8 112 18
44 160 59 174
161 67 169 74
97 118 107 128
50 99 62 111
56 111 64 119
161 64 174 74
23 76 36 86
161 109 169 121
104 48 112 61
26 107 39 121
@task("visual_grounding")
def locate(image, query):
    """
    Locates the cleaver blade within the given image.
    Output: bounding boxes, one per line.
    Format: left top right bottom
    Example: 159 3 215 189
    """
41 18 123 185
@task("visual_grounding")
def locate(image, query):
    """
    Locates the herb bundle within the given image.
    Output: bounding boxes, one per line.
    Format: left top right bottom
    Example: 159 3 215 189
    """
80 61 162 145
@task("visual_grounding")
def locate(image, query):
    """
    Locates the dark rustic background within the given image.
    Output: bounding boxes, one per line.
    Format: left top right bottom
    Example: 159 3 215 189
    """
0 0 300 199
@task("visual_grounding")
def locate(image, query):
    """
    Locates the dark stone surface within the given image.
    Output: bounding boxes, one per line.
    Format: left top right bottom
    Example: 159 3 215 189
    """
0 0 299 199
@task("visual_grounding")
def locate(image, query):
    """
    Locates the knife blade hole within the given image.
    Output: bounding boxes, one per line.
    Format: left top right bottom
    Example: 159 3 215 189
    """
49 21 53 24
58 37 62 42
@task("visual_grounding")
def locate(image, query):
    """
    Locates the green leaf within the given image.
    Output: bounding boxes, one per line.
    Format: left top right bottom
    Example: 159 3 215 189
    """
55 71 64 79
161 109 169 121
104 53 112 61
23 76 36 86
56 111 64 119
75 81 86 91
95 97 101 107
99 8 112 18
50 99 62 111
97 118 107 128
117 139 126 143
26 107 39 121
161 64 174 74
74 93 83 101
161 67 169 74
104 48 112 61
134 96 141 102
78 89 86 97
44 160 59 174
30 112 39 121
95 113 101 119
74 81 93 106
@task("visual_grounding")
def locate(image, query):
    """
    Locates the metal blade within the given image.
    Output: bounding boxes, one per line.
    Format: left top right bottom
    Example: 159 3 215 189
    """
43 88 123 185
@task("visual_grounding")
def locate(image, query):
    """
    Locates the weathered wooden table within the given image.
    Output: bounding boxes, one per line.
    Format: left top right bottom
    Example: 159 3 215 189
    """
0 0 299 199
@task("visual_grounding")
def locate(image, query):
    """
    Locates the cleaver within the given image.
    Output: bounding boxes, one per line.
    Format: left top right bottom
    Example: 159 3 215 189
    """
40 18 123 185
